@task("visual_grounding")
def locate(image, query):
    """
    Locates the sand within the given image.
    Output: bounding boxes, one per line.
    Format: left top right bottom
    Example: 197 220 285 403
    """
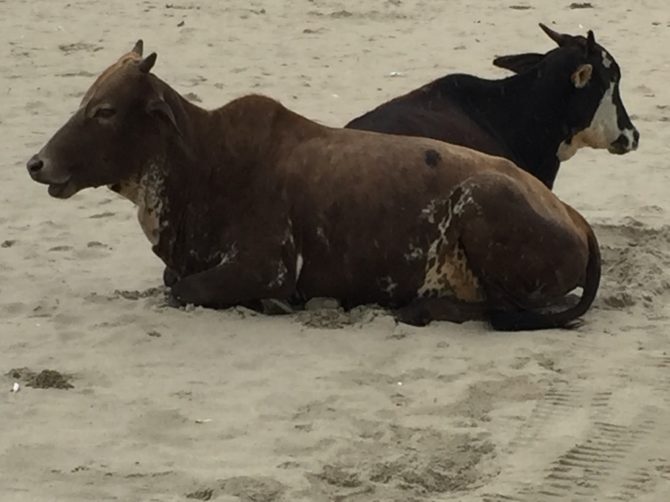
1 0 670 500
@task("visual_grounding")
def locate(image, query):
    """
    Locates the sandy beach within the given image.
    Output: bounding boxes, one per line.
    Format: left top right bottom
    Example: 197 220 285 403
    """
1 0 669 500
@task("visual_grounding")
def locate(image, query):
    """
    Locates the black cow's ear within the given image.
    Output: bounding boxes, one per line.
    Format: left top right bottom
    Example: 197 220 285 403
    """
492 53 544 74
571 64 593 88
147 98 181 136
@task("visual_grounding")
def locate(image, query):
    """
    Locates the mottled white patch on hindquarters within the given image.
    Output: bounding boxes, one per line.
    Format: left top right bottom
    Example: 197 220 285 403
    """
404 243 424 261
112 160 167 246
416 186 483 302
420 200 440 224
378 276 398 298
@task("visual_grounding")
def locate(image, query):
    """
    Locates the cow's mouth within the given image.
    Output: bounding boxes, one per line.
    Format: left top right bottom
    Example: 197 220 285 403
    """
607 144 630 155
608 133 635 155
608 142 628 155
48 179 78 199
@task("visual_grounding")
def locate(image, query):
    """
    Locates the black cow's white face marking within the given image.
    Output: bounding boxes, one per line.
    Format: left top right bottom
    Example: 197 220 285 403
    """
558 54 639 161
601 50 613 69
558 83 618 160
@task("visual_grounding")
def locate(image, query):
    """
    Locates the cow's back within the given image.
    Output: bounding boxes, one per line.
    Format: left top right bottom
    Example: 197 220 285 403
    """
346 83 514 162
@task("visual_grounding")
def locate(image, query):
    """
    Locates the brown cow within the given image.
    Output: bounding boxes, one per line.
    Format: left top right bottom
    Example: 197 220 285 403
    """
26 41 601 331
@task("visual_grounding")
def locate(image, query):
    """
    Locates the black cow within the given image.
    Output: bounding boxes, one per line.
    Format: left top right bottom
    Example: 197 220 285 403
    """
346 24 639 189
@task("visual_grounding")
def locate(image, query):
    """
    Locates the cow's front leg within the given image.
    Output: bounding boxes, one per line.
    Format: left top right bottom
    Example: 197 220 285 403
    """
170 258 295 309
163 266 180 287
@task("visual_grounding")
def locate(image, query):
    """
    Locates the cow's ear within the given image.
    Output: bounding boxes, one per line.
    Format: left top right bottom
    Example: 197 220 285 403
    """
571 63 592 88
132 40 143 57
138 53 157 73
147 98 181 136
492 53 544 74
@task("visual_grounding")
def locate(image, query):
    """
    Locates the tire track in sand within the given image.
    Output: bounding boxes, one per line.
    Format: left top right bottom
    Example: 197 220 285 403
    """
482 380 608 502
597 352 670 501
484 349 670 501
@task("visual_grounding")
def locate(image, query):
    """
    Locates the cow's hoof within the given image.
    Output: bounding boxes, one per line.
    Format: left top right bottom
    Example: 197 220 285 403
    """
393 306 431 327
165 292 184 309
163 267 180 287
261 299 294 315
561 318 585 330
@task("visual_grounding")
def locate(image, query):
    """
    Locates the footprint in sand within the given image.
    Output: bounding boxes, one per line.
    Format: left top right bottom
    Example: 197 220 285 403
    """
58 42 103 54
303 425 494 500
8 368 74 390
30 298 61 318
74 242 113 260
48 245 72 252
186 476 285 502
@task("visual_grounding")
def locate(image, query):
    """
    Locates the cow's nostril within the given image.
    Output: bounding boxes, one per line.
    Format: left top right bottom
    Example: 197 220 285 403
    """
633 129 640 148
27 156 44 174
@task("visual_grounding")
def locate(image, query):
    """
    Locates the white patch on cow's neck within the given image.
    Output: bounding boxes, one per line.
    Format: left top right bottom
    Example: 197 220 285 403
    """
601 50 613 69
268 261 288 289
295 253 304 281
112 160 167 246
557 81 620 161
378 276 398 297
557 140 579 161
217 243 238 266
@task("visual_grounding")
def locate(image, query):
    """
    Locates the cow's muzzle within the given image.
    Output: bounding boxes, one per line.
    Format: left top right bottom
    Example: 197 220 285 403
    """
27 154 47 177
609 128 640 154
27 154 78 199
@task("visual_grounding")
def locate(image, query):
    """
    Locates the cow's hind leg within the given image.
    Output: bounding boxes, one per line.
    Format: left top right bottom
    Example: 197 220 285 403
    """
394 297 486 326
481 277 582 331
456 174 589 329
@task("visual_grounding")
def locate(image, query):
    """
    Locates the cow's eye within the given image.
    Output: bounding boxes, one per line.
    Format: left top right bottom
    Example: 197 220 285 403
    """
93 107 116 119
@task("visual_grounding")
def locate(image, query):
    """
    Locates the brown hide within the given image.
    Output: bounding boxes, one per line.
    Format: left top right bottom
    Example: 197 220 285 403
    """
27 43 600 331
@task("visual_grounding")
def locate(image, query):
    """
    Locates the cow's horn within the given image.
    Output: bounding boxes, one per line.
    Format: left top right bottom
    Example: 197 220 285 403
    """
138 52 157 73
132 40 144 57
539 23 572 47
586 30 596 56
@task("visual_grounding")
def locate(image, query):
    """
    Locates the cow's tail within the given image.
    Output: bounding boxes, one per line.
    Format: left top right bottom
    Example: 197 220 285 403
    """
489 224 601 331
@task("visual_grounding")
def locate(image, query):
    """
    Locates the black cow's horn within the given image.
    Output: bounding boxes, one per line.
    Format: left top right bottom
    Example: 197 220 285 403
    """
586 30 596 56
539 23 572 47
